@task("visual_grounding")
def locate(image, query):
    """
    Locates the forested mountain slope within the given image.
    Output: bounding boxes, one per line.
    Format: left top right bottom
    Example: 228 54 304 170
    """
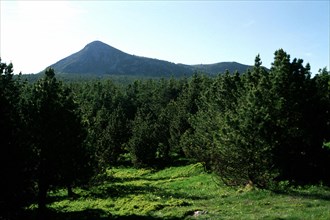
48 41 253 77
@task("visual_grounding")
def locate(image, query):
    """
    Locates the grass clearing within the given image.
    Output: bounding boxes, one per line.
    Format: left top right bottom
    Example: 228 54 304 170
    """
25 163 330 219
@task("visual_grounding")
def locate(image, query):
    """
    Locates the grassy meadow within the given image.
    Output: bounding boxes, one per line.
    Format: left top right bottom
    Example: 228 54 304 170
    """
24 163 330 219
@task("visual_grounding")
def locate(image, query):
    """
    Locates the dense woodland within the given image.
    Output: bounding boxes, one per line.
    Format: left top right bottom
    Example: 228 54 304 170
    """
1 49 330 218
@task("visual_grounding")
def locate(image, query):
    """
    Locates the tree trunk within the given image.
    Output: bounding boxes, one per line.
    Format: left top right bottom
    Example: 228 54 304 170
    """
37 179 48 216
67 185 74 197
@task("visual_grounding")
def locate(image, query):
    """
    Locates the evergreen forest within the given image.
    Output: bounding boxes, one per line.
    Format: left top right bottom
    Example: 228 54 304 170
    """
1 49 330 219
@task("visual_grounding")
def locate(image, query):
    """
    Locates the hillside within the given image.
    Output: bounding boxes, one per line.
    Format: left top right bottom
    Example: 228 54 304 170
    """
50 41 193 77
47 41 253 77
191 62 252 74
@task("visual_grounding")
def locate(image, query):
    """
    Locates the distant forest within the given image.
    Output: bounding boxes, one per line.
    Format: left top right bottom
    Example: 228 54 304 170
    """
1 49 330 216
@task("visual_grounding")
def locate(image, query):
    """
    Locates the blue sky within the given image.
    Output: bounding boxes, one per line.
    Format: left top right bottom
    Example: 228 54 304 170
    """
1 1 329 74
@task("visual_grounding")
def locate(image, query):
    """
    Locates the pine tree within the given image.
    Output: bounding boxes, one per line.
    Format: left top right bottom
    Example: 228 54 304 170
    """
28 68 91 211
128 106 159 167
0 60 33 216
210 56 278 187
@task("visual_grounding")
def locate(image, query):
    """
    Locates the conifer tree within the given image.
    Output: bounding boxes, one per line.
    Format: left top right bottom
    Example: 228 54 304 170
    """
0 60 33 215
28 68 91 211
210 56 278 186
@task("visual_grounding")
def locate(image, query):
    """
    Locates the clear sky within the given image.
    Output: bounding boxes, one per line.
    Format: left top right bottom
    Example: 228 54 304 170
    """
1 0 329 74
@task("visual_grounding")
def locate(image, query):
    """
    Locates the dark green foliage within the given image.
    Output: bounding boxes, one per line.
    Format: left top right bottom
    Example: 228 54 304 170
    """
128 108 159 167
27 68 92 210
126 79 185 168
212 56 278 186
183 51 330 187
0 59 34 216
269 50 329 183
314 68 330 182
1 49 330 218
91 106 129 167
179 73 215 168
74 80 131 169
181 71 242 169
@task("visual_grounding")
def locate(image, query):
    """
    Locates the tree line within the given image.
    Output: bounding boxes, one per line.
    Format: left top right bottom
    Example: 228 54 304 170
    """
1 49 330 217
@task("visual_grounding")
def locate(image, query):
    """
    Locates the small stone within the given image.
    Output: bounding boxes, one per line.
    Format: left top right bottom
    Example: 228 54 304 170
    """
194 210 207 217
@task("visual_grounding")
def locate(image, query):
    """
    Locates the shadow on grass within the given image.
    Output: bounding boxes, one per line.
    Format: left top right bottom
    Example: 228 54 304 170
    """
273 186 330 201
18 208 181 220
34 164 208 220
87 182 207 201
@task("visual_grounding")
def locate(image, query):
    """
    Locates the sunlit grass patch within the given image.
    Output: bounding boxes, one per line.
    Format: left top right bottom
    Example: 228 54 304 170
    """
26 163 330 219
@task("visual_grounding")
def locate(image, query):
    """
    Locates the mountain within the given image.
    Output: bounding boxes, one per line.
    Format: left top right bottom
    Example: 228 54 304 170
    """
50 41 192 77
48 41 253 77
190 62 252 75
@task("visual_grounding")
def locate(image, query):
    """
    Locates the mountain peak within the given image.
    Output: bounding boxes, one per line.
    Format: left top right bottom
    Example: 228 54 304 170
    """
83 40 119 52
84 40 108 48
88 40 106 45
48 41 253 76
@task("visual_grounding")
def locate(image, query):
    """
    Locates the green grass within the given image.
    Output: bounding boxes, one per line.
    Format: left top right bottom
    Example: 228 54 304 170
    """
26 163 330 219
